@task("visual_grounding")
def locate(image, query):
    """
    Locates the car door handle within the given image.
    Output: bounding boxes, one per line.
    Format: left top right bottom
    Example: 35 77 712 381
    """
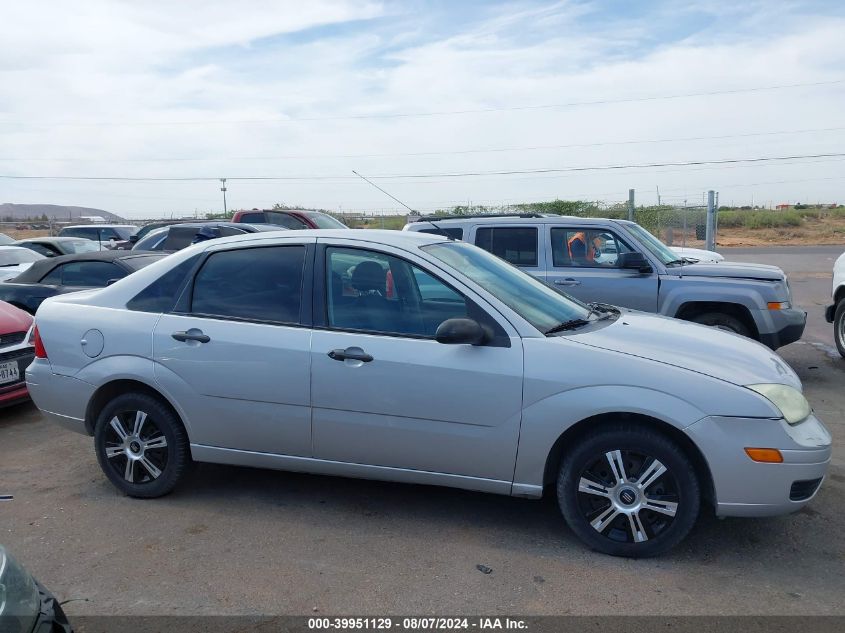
554 278 581 286
172 330 211 343
328 348 374 363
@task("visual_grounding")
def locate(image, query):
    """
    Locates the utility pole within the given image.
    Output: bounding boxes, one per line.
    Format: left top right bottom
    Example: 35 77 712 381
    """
656 185 661 206
220 178 228 215
628 189 635 221
706 190 716 251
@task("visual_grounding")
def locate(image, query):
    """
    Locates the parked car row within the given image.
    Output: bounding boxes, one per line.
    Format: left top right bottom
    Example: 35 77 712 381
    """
24 228 831 558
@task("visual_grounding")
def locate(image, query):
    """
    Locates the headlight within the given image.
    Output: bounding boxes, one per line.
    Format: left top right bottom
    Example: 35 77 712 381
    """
747 383 811 425
0 545 40 632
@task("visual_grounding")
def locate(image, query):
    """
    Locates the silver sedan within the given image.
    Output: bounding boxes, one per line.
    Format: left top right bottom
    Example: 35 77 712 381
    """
26 230 831 557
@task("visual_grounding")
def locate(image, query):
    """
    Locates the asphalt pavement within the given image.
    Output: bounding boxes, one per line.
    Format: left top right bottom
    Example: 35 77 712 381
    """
1 245 843 617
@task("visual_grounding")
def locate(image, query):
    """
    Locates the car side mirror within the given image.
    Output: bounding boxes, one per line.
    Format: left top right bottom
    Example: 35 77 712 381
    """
617 252 652 273
106 278 121 286
435 318 488 346
129 235 139 243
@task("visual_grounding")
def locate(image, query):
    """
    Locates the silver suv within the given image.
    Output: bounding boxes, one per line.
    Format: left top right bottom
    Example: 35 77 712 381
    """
26 230 830 557
404 215 805 349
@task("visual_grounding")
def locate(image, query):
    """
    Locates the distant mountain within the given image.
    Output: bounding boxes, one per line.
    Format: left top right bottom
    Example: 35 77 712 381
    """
0 203 126 222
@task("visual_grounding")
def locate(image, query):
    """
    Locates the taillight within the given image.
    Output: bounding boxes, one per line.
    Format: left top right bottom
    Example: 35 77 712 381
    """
32 326 47 359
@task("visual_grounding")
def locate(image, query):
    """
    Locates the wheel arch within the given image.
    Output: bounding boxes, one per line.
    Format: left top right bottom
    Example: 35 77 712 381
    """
835 285 845 304
674 300 759 339
84 378 185 437
541 412 715 507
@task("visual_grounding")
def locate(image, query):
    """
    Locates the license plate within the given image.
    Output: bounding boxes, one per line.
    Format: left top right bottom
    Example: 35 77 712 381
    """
0 361 20 384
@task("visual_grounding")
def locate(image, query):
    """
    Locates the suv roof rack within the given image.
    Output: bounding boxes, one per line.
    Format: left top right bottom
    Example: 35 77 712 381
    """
410 213 547 222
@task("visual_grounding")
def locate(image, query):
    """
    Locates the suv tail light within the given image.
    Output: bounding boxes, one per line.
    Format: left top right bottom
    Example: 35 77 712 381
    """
31 326 47 359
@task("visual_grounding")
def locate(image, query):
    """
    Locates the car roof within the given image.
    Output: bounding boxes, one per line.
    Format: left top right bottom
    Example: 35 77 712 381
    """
156 221 284 232
201 228 446 250
11 250 164 283
60 224 138 229
15 236 94 244
409 215 628 226
0 245 39 251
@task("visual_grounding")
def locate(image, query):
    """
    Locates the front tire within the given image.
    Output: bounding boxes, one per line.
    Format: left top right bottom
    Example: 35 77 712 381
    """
835 300 845 359
94 393 190 498
557 424 700 557
690 311 750 337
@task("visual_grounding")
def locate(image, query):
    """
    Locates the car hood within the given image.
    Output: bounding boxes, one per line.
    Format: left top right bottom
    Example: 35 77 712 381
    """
568 310 800 388
662 261 785 281
0 299 33 333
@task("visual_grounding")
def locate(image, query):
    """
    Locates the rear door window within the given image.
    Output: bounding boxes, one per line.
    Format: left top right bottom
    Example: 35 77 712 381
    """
474 227 538 267
190 246 306 323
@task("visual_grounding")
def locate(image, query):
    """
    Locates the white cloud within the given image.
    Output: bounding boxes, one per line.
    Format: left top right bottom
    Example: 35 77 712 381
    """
0 0 843 217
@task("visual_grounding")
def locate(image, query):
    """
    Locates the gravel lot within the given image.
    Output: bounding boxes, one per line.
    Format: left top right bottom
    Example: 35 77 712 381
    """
1 245 843 617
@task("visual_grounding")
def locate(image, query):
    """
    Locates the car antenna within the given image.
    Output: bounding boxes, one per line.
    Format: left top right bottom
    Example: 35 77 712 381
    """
351 170 454 240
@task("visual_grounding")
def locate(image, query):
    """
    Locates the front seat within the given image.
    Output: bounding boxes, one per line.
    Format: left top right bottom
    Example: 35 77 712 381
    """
350 261 395 332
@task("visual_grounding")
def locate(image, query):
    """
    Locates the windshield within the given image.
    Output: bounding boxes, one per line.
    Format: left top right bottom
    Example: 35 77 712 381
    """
305 212 347 229
622 222 679 265
65 239 101 254
0 248 43 266
422 241 591 332
112 227 138 240
133 228 169 251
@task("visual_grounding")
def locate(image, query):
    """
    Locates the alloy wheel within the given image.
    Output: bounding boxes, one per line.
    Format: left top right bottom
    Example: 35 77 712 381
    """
576 449 680 544
103 410 169 484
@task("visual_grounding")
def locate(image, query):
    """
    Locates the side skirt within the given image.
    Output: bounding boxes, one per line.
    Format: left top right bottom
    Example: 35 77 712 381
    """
190 444 514 496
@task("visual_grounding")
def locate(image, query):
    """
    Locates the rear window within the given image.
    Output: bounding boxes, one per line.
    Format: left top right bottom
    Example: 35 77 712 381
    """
418 227 463 240
121 254 166 271
304 212 347 229
238 212 265 224
474 227 538 267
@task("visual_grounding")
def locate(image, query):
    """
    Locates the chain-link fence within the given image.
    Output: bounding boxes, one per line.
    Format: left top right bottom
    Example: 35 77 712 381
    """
631 205 710 248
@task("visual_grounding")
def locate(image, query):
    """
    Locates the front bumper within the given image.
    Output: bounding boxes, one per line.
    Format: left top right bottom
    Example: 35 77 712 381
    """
685 413 831 517
825 303 836 323
758 307 806 350
0 347 35 408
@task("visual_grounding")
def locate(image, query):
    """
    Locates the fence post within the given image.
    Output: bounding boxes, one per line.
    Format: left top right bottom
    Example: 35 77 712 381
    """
628 189 635 221
705 190 716 251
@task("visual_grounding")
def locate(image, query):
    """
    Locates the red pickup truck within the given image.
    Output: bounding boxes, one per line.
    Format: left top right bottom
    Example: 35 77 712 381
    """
231 209 347 230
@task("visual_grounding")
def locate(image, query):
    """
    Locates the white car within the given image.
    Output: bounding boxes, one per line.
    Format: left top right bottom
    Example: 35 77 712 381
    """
671 246 724 263
825 250 845 357
0 246 45 281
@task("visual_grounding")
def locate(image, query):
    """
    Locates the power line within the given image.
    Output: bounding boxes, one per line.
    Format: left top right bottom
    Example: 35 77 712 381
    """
1 79 842 128
2 125 843 162
2 152 843 183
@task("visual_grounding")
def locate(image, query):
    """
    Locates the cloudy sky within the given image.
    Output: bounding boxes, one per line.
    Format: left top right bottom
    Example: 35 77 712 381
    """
1 0 844 219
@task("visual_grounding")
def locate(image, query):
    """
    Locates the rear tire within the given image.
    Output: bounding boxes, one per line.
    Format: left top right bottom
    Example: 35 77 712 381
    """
557 424 700 558
835 300 845 359
689 311 750 337
94 392 190 498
